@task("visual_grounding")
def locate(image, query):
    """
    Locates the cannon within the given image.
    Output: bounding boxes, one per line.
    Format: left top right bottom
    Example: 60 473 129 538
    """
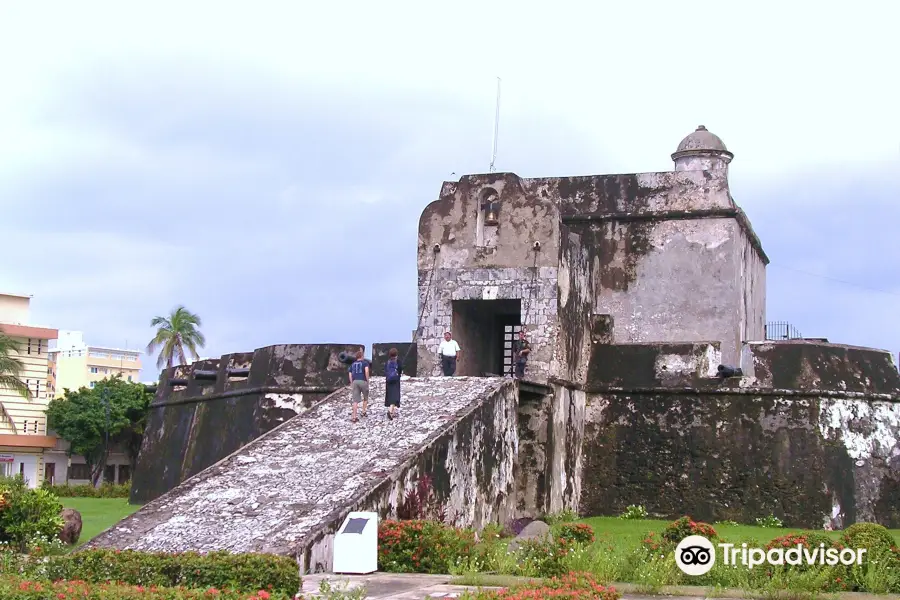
717 364 743 378
338 351 357 366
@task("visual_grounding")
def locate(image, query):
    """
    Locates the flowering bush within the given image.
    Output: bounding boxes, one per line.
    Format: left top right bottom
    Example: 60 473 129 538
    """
460 571 620 600
840 522 898 561
378 519 476 573
619 505 647 520
556 523 595 546
19 549 300 596
661 516 717 545
42 482 131 498
0 576 288 599
755 514 783 528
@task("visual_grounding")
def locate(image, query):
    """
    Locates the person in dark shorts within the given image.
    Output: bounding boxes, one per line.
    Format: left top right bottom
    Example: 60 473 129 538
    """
348 350 370 422
384 347 403 420
513 329 531 379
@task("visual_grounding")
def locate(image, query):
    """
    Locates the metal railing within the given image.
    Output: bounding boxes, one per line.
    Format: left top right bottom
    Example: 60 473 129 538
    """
765 321 804 340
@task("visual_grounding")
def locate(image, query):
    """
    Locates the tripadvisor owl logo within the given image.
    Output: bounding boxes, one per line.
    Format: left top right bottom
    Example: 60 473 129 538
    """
674 535 868 576
675 535 716 575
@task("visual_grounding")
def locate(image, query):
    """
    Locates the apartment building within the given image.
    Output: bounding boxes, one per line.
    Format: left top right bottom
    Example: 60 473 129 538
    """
45 331 141 486
47 330 142 397
0 293 58 487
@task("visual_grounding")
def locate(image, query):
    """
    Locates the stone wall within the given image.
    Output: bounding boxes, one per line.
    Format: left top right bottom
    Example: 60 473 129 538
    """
580 340 900 528
130 343 361 504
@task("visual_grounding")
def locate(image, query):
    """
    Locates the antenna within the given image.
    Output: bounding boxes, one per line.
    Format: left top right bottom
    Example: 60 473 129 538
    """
489 76 501 173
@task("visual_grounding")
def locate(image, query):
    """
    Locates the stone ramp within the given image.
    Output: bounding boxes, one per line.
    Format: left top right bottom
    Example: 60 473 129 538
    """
85 376 520 571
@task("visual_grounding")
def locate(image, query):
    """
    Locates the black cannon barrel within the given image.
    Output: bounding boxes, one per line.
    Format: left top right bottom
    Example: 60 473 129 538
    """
227 367 251 377
717 364 743 378
338 352 356 365
144 384 158 394
193 370 218 380
168 378 189 386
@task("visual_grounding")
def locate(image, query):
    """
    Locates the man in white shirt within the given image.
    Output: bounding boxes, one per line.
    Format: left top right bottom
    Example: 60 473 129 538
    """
438 330 461 376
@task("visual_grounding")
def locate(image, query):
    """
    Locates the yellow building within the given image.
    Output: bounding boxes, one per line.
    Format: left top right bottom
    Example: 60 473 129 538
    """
48 331 142 397
0 293 58 487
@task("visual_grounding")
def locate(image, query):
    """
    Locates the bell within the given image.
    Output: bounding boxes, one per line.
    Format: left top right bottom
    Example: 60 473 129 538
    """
484 202 499 225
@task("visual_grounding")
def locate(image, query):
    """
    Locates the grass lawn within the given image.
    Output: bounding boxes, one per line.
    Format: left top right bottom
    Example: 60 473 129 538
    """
61 498 141 546
579 516 900 546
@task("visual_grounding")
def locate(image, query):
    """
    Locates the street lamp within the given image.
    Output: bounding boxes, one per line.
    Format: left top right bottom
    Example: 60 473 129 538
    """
101 386 110 484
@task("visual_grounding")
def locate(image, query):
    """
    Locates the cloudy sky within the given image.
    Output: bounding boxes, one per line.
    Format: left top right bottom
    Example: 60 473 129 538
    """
1 1 898 381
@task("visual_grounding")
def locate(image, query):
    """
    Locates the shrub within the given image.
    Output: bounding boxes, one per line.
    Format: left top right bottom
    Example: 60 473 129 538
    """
378 519 476 573
619 505 647 520
42 482 131 498
764 532 840 574
660 516 717 545
556 523 595 546
0 576 288 599
396 475 446 522
754 514 783 528
25 548 300 595
460 571 620 600
543 509 578 525
0 475 64 551
840 522 898 560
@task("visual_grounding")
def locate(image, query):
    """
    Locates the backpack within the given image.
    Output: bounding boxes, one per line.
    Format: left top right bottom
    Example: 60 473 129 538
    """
385 359 400 383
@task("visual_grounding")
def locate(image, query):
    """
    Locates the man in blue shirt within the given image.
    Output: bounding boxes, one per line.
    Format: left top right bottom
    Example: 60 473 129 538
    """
348 350 370 422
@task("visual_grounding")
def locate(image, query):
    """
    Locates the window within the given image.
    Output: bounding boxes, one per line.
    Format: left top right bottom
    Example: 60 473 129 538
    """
118 465 131 483
37 339 42 355
89 382 96 388
127 375 132 382
27 338 32 354
67 463 91 480
90 367 98 374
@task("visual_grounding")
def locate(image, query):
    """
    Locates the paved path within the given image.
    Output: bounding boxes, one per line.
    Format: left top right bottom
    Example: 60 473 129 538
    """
299 573 707 599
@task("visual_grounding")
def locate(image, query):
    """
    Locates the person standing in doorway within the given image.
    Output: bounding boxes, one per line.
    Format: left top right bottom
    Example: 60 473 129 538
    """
384 347 402 420
348 350 370 422
438 330 461 376
513 328 531 379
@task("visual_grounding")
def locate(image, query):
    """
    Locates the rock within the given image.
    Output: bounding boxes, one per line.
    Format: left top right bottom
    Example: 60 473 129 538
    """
59 508 82 545
507 519 551 552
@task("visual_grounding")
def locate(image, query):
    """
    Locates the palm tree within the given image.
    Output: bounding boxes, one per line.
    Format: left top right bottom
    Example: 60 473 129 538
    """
0 332 31 432
146 306 206 371
0 332 30 399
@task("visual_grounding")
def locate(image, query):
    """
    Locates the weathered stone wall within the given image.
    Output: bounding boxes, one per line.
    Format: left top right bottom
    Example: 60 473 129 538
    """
130 344 361 505
88 376 522 575
417 173 560 381
549 171 767 366
580 340 900 528
737 221 767 346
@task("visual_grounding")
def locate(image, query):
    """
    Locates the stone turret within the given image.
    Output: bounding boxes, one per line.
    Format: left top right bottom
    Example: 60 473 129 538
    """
672 125 733 172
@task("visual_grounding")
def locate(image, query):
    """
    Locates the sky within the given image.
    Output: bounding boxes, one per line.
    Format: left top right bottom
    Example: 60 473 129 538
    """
1 1 898 381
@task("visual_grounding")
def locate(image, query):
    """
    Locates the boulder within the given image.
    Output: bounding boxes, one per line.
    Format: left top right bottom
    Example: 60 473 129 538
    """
507 519 551 552
59 508 83 545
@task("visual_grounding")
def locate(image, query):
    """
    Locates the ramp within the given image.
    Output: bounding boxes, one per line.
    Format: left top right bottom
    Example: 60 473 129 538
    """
85 376 521 572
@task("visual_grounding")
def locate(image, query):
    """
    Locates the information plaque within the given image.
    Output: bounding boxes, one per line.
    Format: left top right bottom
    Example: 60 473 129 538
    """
332 511 378 574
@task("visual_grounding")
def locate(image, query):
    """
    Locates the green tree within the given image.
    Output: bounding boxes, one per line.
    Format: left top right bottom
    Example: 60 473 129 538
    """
45 376 151 488
0 332 31 432
146 305 206 371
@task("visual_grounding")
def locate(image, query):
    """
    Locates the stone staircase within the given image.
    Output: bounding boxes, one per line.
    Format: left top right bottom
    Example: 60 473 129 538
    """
84 375 520 572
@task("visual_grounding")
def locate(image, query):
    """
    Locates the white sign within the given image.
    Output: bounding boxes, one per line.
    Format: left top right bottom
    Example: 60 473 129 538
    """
0 454 13 463
332 511 378 574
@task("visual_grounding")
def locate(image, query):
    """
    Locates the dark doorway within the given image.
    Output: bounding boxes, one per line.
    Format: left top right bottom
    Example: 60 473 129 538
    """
451 299 521 376
44 462 55 486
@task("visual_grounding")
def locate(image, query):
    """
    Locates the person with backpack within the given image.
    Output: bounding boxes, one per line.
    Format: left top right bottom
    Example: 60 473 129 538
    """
384 347 403 420
348 350 370 422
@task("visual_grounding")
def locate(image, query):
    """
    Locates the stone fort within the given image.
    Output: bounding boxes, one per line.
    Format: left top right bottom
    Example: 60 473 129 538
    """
88 126 900 573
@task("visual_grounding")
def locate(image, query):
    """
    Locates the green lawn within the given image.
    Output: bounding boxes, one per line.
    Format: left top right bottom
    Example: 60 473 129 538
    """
579 516 900 545
61 498 141 546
